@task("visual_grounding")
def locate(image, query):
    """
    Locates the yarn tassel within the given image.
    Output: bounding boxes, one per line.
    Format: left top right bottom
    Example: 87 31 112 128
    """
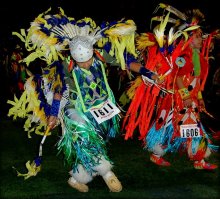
12 127 50 180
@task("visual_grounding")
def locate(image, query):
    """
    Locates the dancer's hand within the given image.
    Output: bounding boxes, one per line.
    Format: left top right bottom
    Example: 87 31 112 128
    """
153 74 164 84
183 98 192 108
198 99 205 110
48 115 58 129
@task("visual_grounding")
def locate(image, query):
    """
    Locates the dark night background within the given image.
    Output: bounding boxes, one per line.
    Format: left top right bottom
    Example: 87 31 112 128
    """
0 0 219 45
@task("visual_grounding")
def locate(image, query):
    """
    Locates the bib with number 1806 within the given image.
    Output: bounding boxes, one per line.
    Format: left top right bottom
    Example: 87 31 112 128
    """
180 124 201 138
89 99 120 124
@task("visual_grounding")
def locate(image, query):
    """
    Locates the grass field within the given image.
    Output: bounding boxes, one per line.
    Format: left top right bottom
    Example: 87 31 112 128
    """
0 118 219 199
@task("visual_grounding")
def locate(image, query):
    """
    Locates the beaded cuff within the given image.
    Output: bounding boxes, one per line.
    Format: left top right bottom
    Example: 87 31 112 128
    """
178 88 190 100
139 66 154 79
50 99 60 116
126 53 137 69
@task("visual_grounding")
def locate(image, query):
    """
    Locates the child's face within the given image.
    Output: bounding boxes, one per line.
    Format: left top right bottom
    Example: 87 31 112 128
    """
191 29 203 50
76 57 93 70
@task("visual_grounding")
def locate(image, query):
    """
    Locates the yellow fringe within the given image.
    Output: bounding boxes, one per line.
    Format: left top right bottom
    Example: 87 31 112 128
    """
126 76 143 100
7 77 48 138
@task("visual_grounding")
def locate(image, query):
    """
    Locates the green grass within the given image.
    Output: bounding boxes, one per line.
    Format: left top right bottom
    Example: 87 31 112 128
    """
0 119 219 199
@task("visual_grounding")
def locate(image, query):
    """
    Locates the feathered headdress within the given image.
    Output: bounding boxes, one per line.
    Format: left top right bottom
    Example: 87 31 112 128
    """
13 7 137 70
136 3 205 53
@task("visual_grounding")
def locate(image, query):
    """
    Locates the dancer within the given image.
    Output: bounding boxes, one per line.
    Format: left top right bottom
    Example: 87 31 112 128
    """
7 7 158 192
122 3 219 170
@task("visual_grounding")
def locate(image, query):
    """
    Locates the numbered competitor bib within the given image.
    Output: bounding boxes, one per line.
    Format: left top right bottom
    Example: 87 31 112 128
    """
180 124 201 138
89 99 120 124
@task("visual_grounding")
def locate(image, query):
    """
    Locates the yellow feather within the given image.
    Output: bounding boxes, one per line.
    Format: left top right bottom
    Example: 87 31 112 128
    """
126 76 143 100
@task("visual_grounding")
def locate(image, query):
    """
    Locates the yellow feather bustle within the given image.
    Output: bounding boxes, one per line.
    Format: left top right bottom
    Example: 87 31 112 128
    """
98 19 138 70
12 8 69 66
7 77 48 138
135 33 155 52
153 12 170 48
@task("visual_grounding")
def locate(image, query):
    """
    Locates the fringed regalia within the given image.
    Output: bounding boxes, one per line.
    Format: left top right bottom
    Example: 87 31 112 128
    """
7 7 137 175
57 50 121 172
122 3 219 161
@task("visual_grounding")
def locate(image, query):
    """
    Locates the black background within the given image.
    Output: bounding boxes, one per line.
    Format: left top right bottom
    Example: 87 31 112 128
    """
0 0 219 45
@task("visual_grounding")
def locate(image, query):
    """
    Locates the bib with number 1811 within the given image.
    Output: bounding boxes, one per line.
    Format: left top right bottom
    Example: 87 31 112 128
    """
89 99 120 124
